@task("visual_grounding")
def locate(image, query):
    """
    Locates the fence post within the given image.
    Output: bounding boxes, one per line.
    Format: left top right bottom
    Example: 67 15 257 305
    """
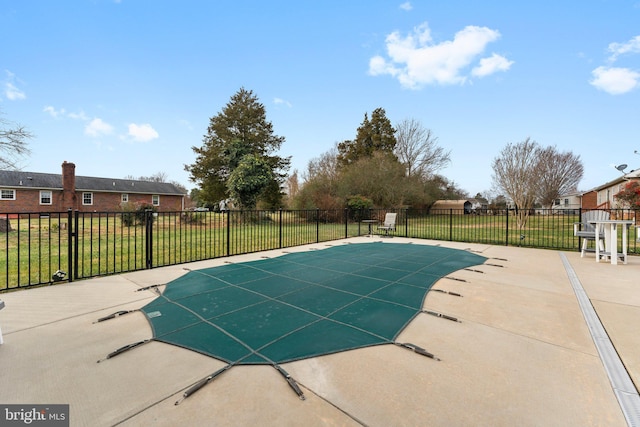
74 211 79 280
505 209 509 246
145 209 153 269
279 209 283 249
226 210 231 256
449 209 453 241
316 209 320 243
577 207 583 252
404 208 408 237
67 209 74 283
345 208 349 239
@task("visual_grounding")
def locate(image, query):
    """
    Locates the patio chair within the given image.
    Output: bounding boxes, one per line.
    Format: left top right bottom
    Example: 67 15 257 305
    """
573 210 609 258
377 213 397 237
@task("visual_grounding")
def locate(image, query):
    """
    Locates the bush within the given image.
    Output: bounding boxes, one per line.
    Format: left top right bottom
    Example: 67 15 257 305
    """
121 202 158 226
346 195 373 221
181 211 206 224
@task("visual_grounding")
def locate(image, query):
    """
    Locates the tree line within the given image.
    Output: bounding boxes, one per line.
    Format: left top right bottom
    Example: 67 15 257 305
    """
186 88 461 211
0 91 597 224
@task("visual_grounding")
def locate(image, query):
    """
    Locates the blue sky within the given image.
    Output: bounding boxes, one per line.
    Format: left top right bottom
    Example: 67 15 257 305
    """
1 1 639 197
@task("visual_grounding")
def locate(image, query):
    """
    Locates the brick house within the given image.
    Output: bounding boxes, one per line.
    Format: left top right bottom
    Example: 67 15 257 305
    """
0 161 186 213
555 168 640 211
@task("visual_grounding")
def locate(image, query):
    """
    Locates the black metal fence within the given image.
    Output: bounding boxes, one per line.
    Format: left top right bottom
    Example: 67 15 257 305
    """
1 208 638 291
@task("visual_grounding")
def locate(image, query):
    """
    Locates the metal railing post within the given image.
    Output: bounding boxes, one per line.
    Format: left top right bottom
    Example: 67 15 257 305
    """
145 209 153 269
67 209 73 283
226 210 231 256
577 207 583 252
279 209 283 249
505 209 509 246
345 208 348 239
404 208 408 237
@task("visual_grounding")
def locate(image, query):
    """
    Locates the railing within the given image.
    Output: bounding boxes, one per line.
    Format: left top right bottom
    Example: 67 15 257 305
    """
1 208 638 291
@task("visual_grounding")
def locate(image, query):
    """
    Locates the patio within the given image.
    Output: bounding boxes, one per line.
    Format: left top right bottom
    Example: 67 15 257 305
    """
0 237 638 426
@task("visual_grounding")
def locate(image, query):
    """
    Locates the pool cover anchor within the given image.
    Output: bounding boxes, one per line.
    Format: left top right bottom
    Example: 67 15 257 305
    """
135 284 164 293
430 289 462 297
396 343 441 361
422 310 460 323
274 365 306 400
175 364 232 405
484 263 505 268
93 310 136 323
97 339 151 363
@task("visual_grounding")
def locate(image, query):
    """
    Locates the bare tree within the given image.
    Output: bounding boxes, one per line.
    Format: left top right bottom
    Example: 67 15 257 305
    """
303 146 340 184
124 171 169 182
394 119 450 178
491 138 540 230
285 170 300 200
0 111 32 170
535 146 584 209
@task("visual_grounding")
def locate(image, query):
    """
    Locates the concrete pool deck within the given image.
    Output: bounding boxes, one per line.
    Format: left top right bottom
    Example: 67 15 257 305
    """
0 237 638 426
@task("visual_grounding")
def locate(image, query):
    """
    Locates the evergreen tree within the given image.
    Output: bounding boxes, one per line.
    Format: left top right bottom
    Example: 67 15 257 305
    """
185 88 290 206
337 108 397 166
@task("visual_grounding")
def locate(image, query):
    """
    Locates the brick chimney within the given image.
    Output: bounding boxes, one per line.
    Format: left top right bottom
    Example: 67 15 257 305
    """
61 161 76 209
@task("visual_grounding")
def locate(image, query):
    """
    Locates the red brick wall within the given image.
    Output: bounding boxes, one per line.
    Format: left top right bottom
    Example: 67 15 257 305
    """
581 191 597 210
1 189 183 213
62 161 76 209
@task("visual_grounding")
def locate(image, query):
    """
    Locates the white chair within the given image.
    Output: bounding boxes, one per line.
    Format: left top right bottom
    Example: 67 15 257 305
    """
573 210 609 258
377 213 397 237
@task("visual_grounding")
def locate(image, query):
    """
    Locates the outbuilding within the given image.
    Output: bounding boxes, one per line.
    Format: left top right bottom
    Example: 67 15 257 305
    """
430 200 473 214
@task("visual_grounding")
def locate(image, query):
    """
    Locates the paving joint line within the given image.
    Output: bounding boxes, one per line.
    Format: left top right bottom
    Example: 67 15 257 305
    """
560 252 640 427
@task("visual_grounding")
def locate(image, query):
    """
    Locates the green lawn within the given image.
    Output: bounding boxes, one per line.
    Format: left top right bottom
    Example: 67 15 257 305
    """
1 211 638 291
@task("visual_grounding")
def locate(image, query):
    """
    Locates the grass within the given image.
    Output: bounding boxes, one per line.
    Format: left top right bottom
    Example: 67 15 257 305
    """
1 210 638 291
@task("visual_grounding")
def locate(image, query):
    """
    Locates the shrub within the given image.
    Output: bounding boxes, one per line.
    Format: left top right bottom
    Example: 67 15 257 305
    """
121 202 158 226
346 195 373 221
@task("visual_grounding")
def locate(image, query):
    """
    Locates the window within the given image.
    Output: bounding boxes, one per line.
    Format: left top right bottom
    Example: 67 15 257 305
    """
121 194 128 203
564 198 569 206
152 195 160 206
40 190 52 205
83 192 93 205
1 189 15 200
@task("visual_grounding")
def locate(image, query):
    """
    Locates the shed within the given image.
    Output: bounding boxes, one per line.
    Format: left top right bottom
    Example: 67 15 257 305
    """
430 200 473 214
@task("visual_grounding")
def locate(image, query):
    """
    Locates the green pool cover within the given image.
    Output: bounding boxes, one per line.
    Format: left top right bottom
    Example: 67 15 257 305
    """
140 242 486 365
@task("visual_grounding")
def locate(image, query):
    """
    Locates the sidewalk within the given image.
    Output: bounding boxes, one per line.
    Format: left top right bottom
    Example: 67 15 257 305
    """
0 237 638 426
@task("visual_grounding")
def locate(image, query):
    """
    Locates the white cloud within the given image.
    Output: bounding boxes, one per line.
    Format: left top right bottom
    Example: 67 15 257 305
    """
274 97 292 107
128 123 159 142
399 2 412 11
472 53 514 77
68 110 89 121
3 70 26 100
43 105 66 118
85 118 114 137
590 66 639 95
4 82 26 100
369 22 509 89
607 35 640 62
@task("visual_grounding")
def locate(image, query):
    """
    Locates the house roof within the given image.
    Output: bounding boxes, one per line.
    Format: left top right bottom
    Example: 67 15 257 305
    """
0 170 186 195
591 168 640 192
432 200 472 209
